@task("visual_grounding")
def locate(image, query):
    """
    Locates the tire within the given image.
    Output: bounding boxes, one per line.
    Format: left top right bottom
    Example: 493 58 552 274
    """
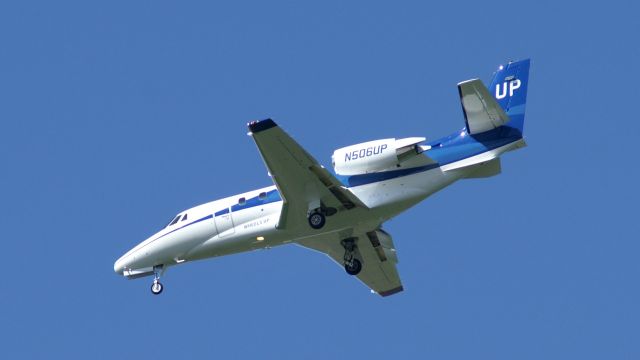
151 281 163 295
308 212 325 229
345 258 362 275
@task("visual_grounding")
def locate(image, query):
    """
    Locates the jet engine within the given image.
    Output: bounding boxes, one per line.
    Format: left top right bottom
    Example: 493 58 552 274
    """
332 137 426 175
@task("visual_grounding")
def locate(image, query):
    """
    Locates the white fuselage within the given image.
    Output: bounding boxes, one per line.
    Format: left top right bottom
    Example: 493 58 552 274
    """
113 139 521 276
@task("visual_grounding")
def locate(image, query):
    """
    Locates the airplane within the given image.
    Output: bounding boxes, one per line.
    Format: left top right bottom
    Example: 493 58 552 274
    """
114 59 530 296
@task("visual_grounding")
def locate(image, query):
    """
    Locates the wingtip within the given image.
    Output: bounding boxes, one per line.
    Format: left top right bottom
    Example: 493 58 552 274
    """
379 286 404 297
248 118 277 133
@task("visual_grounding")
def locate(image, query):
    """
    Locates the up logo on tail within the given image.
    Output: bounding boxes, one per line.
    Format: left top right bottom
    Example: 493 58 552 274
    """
495 77 521 99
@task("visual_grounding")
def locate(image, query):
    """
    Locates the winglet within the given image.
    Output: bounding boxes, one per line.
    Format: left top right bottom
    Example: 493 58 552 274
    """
248 118 277 133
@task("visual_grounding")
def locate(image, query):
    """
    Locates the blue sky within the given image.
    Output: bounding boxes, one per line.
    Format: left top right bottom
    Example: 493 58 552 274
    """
1 1 639 358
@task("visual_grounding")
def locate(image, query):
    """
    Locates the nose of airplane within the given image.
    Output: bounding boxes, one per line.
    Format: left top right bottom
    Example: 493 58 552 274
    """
114 256 125 275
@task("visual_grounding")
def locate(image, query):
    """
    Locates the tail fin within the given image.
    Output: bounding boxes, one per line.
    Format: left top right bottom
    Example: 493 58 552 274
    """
489 59 530 133
458 59 530 136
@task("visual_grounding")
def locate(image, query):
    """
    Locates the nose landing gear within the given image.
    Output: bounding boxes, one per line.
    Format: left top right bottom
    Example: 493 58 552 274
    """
151 280 163 295
150 265 164 295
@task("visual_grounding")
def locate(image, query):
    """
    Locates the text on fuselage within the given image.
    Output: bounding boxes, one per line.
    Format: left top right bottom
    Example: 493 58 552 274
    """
345 144 388 162
244 217 270 229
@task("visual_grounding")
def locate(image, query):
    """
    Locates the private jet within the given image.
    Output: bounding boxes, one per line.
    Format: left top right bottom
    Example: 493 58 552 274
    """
114 59 531 296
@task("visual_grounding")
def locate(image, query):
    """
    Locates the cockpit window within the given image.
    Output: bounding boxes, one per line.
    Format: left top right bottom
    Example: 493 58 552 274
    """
181 213 188 221
166 215 181 227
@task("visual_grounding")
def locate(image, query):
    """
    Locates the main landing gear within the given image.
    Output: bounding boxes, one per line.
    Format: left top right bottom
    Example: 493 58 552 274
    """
341 238 362 275
308 211 325 229
150 265 164 295
307 207 336 230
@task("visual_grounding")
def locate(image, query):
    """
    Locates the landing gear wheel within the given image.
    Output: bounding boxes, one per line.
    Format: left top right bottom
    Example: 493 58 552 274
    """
308 211 326 229
345 258 362 275
151 281 163 295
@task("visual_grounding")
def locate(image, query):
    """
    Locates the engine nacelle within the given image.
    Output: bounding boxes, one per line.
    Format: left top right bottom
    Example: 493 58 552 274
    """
332 137 426 175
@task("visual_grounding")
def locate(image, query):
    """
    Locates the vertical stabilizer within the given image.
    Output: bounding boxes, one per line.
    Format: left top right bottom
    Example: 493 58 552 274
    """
488 59 530 133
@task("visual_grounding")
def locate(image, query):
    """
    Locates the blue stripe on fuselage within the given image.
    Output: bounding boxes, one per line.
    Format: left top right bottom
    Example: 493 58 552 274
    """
214 208 229 216
153 214 214 241
231 189 282 212
336 126 522 187
344 163 441 187
214 189 282 216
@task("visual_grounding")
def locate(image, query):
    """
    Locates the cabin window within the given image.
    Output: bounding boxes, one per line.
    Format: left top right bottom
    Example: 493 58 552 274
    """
259 192 267 200
181 213 188 221
238 197 246 205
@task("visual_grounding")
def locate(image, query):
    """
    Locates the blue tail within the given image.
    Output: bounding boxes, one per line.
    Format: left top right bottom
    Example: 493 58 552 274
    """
489 59 530 133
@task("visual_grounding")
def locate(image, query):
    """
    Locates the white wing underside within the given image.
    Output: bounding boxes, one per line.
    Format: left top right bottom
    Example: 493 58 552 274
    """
296 230 403 297
248 120 403 297
249 120 367 231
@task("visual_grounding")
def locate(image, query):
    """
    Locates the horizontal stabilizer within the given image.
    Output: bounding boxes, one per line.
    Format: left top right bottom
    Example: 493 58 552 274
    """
464 158 501 178
441 138 526 172
458 79 510 134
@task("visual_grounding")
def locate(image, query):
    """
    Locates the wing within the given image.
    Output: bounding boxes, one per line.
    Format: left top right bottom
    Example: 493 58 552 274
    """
458 79 510 134
248 119 367 230
297 229 403 297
